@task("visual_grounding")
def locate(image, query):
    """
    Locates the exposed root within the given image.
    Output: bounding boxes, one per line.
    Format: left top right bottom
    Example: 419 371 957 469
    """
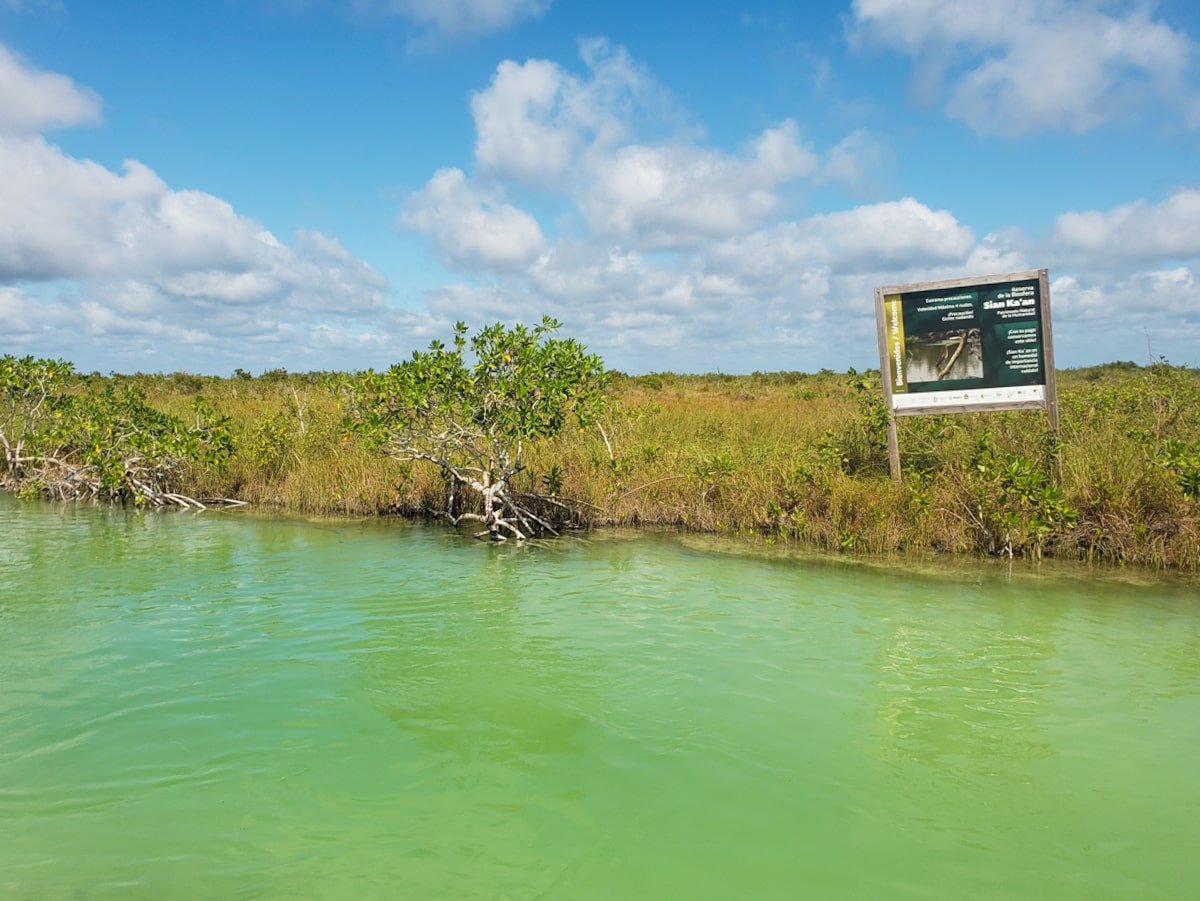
6 455 242 513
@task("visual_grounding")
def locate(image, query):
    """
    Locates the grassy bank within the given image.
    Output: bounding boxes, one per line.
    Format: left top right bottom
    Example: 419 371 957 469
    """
98 361 1200 570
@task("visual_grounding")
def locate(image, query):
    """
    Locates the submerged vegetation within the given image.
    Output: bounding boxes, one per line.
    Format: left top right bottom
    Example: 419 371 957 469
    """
3 344 1199 569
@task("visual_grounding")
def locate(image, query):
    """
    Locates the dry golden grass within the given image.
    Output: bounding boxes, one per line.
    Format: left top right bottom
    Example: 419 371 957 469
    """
121 364 1200 570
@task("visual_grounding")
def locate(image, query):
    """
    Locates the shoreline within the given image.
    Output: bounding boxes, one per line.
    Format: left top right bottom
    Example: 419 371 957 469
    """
6 489 1198 588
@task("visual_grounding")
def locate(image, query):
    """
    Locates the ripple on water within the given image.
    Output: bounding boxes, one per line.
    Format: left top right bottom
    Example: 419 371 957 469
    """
2 498 1200 898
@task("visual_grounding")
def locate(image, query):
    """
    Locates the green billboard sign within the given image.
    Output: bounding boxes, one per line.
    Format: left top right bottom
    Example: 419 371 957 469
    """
875 269 1056 415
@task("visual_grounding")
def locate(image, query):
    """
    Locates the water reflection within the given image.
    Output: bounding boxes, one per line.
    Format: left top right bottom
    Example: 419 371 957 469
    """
334 541 586 761
873 617 1059 772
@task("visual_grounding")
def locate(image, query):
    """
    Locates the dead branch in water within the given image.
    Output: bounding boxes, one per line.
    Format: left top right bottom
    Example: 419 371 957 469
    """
937 331 968 380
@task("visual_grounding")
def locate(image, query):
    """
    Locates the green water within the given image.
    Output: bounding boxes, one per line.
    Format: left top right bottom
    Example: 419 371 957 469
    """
2 496 1198 899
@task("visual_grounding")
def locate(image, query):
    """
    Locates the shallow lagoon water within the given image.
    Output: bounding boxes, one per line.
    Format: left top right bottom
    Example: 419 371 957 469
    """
2 495 1198 898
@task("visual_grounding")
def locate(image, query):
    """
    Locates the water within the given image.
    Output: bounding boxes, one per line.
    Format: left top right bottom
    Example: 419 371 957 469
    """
2 495 1198 899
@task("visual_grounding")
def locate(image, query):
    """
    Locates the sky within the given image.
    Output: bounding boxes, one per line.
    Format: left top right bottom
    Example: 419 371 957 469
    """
1 0 1199 375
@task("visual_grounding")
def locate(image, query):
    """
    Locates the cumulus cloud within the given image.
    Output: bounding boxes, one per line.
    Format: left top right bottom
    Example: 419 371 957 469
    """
821 129 892 195
470 38 652 182
1050 266 1200 365
0 43 409 374
0 285 73 350
8 274 423 374
471 58 580 180
401 167 546 268
1038 187 1200 363
0 45 101 134
405 178 1200 371
397 41 1021 369
705 198 974 290
962 229 1030 275
807 197 975 271
11 31 1197 375
1054 267 1197 321
404 196 984 371
1053 188 1200 265
851 0 1198 135
464 42 818 248
581 122 817 247
0 134 388 311
0 135 275 282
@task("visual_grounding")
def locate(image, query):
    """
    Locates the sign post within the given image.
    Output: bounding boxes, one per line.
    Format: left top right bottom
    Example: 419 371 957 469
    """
874 269 1058 482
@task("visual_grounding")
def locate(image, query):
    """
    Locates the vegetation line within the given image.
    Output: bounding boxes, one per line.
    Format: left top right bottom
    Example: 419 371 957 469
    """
3 343 1199 570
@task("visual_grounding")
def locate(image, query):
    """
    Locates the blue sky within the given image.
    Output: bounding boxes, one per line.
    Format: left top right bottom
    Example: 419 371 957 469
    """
2 0 1199 374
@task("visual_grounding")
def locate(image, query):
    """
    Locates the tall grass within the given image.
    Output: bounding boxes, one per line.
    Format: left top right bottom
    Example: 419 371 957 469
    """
107 362 1200 569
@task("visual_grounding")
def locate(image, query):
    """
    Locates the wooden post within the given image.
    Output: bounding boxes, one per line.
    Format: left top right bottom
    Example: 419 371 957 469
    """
1037 268 1063 483
886 416 901 483
874 286 903 482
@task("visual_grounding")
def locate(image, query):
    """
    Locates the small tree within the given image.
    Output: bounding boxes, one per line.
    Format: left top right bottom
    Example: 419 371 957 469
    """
0 355 74 480
1 354 235 510
345 317 607 541
39 386 234 508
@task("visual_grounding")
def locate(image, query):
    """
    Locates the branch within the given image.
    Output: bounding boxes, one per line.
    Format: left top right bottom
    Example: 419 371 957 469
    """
597 423 614 461
163 493 207 511
500 492 559 537
613 474 690 505
937 331 968 380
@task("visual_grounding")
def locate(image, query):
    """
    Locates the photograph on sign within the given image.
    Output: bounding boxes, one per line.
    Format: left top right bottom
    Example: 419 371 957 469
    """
878 272 1049 414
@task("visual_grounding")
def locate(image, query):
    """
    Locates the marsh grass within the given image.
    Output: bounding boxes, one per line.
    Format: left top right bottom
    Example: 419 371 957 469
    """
99 363 1200 569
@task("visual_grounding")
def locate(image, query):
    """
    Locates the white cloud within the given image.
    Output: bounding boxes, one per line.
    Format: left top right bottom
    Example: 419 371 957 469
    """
851 0 1198 135
0 136 166 279
1037 189 1200 364
709 198 975 281
1053 187 1200 265
471 58 578 180
356 0 550 41
1050 267 1200 365
403 42 1024 369
0 44 403 374
10 33 1197 375
0 45 101 134
462 42 819 250
0 135 389 314
821 129 891 195
963 229 1029 274
810 197 975 271
409 185 1200 372
1053 268 1198 321
0 285 72 348
401 167 545 268
21 272 416 374
581 121 817 247
470 38 650 182
413 197 981 371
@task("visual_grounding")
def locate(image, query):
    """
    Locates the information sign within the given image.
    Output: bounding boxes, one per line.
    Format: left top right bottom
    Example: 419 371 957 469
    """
875 269 1055 416
873 269 1059 481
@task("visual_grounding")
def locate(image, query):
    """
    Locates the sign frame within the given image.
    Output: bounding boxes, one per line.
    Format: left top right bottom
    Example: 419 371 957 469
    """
873 268 1059 481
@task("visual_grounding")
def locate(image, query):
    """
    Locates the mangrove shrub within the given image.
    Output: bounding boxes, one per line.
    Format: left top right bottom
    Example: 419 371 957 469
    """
344 318 607 540
1 355 234 509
